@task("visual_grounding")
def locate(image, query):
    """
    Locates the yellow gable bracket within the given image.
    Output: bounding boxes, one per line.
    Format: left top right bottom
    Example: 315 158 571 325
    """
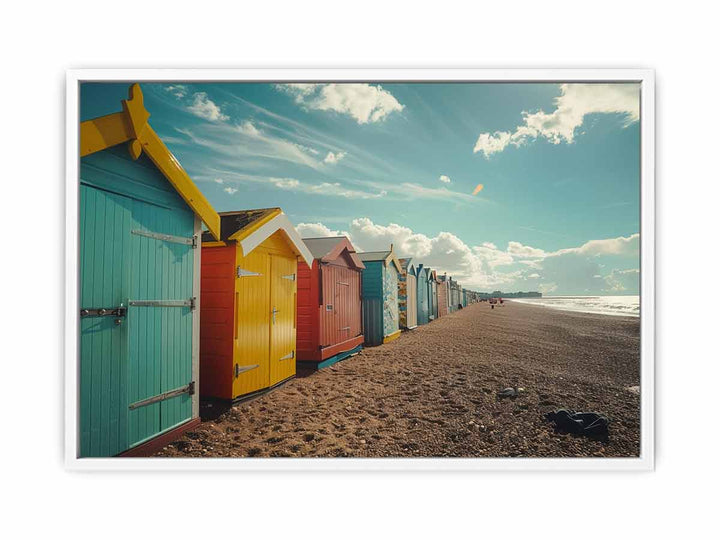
79 83 221 240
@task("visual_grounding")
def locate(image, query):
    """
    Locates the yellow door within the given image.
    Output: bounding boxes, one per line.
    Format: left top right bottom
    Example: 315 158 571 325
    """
269 254 297 387
232 249 271 398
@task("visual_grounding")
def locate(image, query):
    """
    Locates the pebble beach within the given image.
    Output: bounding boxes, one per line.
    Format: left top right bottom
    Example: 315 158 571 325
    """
154 300 641 458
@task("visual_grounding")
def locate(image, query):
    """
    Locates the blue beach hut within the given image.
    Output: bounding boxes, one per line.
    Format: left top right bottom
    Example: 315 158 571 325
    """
358 246 403 346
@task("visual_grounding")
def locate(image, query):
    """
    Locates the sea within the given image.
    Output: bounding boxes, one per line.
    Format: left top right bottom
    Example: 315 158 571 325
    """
511 295 640 317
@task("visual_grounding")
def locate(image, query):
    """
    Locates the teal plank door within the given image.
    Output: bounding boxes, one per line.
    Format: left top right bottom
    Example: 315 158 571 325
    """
80 148 196 457
127 198 195 448
79 185 132 457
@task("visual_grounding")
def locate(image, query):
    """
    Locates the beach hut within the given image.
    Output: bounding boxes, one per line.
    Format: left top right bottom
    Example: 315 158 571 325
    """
199 208 313 401
429 270 439 320
358 246 403 346
449 277 462 312
437 274 450 318
462 289 468 307
398 258 418 330
78 84 221 457
416 264 430 325
296 237 365 370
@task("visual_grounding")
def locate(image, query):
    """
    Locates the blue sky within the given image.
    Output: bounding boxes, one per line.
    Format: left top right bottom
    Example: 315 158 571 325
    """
80 81 640 295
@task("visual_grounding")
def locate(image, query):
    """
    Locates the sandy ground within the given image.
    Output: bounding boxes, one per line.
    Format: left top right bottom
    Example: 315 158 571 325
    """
154 301 640 458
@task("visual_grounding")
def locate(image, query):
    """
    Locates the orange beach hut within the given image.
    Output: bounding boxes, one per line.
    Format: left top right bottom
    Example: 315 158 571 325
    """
199 208 313 401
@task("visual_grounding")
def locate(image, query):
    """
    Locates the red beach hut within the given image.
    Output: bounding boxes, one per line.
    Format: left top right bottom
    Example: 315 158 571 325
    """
297 237 366 370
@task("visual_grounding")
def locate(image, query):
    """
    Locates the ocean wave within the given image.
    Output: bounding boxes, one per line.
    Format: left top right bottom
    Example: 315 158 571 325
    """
511 295 640 317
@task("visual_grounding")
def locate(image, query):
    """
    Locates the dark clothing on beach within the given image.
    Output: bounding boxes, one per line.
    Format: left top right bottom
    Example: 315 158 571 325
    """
545 409 609 442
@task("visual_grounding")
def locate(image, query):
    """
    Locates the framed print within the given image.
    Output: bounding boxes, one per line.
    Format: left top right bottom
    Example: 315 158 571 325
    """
65 69 654 471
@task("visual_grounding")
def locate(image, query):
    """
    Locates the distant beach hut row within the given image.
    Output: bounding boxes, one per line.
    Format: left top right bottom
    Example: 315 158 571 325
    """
76 84 481 457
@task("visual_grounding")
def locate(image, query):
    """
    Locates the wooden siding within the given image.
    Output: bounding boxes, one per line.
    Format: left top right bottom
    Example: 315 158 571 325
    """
201 231 297 400
79 184 131 457
320 264 362 347
269 254 297 386
399 267 417 329
437 281 449 318
429 279 438 319
127 197 195 447
382 265 400 338
231 248 271 398
416 269 430 325
406 273 417 328
296 260 319 360
199 244 235 399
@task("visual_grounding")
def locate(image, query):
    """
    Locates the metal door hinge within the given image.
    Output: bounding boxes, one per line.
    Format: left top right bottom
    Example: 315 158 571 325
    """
237 267 262 278
129 298 195 310
282 273 296 281
128 381 195 410
235 364 260 378
279 351 295 361
131 229 196 247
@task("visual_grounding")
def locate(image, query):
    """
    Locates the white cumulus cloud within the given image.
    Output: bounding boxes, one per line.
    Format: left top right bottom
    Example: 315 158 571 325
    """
296 217 641 294
296 222 350 238
323 151 346 164
473 83 640 157
187 92 229 122
276 83 404 124
439 175 451 184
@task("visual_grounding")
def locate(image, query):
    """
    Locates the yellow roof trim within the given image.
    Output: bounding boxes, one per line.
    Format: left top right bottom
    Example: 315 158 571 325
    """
227 208 282 242
79 84 221 240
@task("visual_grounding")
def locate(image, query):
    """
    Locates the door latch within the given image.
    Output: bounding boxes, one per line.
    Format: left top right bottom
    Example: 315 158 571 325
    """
80 305 127 318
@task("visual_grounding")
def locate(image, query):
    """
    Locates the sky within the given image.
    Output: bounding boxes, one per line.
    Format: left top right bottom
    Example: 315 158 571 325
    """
80 81 641 295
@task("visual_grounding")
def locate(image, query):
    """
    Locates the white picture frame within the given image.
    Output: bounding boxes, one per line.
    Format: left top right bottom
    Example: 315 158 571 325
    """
65 68 654 471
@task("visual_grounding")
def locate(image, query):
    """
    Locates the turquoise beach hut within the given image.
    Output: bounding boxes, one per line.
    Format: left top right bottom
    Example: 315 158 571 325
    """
416 264 430 325
358 246 403 346
427 268 439 321
78 84 221 457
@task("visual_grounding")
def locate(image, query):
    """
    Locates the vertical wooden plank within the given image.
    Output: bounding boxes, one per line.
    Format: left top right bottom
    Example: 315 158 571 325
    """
79 185 92 457
79 183 131 457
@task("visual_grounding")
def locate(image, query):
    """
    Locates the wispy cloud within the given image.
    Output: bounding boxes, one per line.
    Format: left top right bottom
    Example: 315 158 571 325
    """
439 174 451 184
399 182 477 203
473 83 640 157
223 186 238 195
276 83 404 124
165 85 187 99
270 177 386 199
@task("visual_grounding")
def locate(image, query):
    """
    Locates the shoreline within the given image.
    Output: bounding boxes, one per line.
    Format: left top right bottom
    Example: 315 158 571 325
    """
508 297 640 318
155 301 640 458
